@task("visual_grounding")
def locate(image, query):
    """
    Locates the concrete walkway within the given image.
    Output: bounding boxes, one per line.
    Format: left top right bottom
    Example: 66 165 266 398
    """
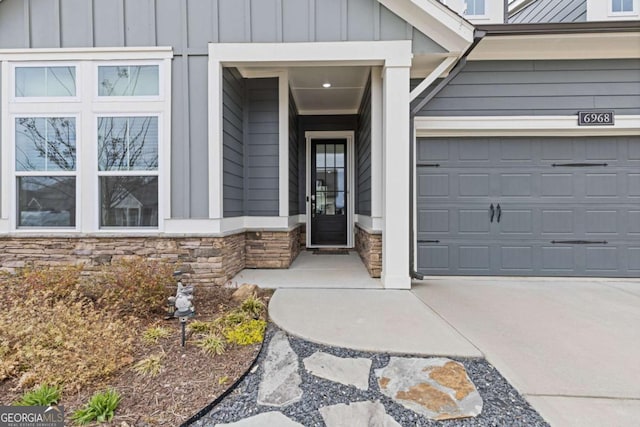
231 251 381 289
269 277 640 427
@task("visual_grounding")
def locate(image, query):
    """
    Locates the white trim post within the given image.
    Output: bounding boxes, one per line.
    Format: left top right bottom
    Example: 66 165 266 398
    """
278 71 290 218
370 66 384 231
208 56 223 219
381 64 411 289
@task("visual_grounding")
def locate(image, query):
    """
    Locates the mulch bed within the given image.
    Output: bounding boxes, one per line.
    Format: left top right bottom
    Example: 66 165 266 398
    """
0 286 271 427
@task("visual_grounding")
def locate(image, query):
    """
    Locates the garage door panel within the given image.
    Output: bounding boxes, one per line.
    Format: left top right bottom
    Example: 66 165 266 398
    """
498 209 533 234
541 173 575 197
500 174 532 196
501 246 534 271
541 246 576 272
416 136 638 277
629 174 640 196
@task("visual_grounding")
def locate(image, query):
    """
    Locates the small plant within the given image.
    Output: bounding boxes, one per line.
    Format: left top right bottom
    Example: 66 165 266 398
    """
240 294 265 318
133 354 163 377
196 334 226 356
218 376 229 385
187 320 214 334
71 389 122 425
213 310 250 329
142 326 171 344
13 384 61 406
224 319 267 346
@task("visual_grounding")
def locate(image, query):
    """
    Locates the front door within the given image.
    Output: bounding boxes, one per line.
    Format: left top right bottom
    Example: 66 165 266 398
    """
311 139 347 246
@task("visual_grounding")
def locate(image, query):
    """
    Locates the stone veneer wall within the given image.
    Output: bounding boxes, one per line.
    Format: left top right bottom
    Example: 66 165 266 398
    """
0 226 302 285
355 224 382 278
245 226 302 269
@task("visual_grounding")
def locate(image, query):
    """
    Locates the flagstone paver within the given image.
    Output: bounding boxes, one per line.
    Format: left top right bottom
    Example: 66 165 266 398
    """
319 401 401 427
256 331 303 407
375 357 483 420
214 411 303 427
303 351 372 390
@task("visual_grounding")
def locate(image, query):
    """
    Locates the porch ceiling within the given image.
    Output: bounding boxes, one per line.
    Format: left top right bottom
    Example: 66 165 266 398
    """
288 66 370 115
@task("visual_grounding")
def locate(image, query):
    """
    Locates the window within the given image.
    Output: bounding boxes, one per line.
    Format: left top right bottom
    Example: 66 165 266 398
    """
15 117 77 227
15 66 76 97
98 116 159 227
611 0 634 12
465 0 485 16
98 65 159 97
4 51 171 233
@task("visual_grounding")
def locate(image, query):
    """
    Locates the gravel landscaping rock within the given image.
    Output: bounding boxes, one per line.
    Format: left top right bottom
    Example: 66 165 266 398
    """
214 411 303 427
191 325 550 427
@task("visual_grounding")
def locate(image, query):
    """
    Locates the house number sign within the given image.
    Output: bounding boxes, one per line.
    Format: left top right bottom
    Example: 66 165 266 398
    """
578 111 615 126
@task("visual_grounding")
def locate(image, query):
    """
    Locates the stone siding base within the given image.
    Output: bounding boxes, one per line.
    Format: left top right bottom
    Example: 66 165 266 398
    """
0 226 302 285
355 224 382 278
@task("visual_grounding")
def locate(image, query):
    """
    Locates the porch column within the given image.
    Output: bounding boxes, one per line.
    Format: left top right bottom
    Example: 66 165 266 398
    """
381 64 411 289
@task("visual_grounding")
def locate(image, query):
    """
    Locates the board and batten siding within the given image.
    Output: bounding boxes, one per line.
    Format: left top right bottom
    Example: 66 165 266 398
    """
222 68 246 218
0 0 443 219
245 78 280 217
356 73 372 216
415 59 640 116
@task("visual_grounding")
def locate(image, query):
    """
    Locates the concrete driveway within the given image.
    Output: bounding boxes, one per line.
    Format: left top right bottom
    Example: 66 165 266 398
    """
411 277 640 427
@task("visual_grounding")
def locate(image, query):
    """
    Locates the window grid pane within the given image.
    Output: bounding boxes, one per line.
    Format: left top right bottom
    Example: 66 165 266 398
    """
18 176 76 227
98 116 159 171
16 117 76 172
15 66 76 97
98 65 159 96
100 176 158 227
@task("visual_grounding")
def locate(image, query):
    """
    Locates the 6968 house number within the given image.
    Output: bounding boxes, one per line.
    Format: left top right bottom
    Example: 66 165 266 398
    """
578 111 615 126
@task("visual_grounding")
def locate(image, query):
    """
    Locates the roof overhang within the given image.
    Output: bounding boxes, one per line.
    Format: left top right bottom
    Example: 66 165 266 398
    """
378 0 475 53
469 23 640 60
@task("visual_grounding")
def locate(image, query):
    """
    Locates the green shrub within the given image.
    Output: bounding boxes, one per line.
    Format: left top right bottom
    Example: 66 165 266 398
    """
71 389 121 425
213 310 250 330
196 334 226 356
133 354 163 377
224 319 267 346
240 294 265 318
13 384 61 406
142 326 171 344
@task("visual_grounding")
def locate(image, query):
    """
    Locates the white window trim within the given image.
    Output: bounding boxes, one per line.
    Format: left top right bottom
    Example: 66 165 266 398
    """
609 0 637 15
305 130 355 249
463 0 487 18
0 48 172 234
11 113 81 232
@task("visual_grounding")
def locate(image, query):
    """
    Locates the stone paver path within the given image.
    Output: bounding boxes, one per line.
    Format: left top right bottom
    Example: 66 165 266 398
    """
256 331 303 407
303 352 371 390
195 328 548 427
319 401 401 427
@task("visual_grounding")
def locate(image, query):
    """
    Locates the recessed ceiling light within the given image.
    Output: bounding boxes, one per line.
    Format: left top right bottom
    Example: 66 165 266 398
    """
322 82 331 88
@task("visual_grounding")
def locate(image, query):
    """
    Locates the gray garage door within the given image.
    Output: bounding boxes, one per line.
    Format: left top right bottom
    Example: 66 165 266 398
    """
416 136 640 277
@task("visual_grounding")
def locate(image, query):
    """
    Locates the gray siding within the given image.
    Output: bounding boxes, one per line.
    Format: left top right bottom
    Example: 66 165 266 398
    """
356 74 372 216
289 91 299 216
223 68 245 218
0 0 441 219
416 60 640 116
297 116 359 214
246 78 280 216
510 0 586 23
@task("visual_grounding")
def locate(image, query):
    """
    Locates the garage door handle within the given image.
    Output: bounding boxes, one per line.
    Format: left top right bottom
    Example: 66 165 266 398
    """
489 204 495 223
496 204 502 223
